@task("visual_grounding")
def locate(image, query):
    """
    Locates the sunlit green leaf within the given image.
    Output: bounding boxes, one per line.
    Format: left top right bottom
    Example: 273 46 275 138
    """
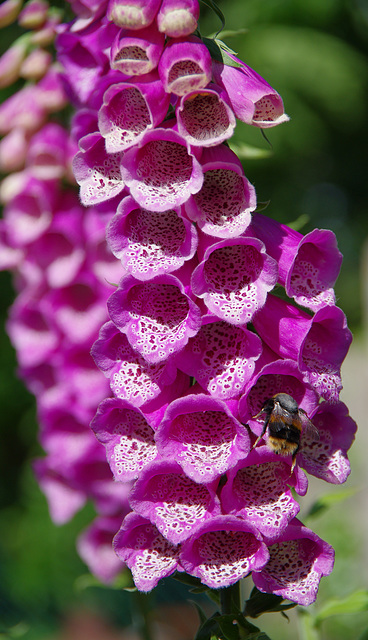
305 487 360 519
229 142 272 159
314 590 368 623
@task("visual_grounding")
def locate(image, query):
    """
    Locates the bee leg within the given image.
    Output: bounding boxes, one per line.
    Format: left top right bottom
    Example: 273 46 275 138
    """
251 418 268 450
290 444 300 475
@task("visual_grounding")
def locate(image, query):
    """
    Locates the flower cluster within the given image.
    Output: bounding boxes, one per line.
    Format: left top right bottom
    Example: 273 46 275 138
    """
0 0 130 583
1 0 356 607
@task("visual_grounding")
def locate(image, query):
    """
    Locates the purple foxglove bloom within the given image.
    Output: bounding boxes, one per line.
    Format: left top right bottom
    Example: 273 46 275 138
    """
0 85 47 136
238 358 319 442
184 145 256 238
155 394 250 483
77 515 126 584
40 275 110 347
34 66 68 114
110 25 165 76
158 36 212 96
98 75 171 153
18 193 85 289
298 401 356 484
2 173 56 246
176 84 236 147
91 397 159 481
107 274 202 363
253 295 352 402
253 519 335 606
129 460 221 544
20 48 52 81
7 295 60 369
107 0 161 29
26 123 74 181
91 321 182 407
191 237 278 325
212 54 289 128
174 315 262 400
73 133 126 205
0 221 23 270
0 0 22 28
114 512 181 592
221 449 301 541
34 458 88 524
157 0 199 37
250 213 342 311
106 196 198 280
120 128 203 211
180 515 269 589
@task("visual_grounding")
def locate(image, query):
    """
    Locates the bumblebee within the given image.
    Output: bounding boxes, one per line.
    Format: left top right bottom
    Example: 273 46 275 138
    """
251 392 319 472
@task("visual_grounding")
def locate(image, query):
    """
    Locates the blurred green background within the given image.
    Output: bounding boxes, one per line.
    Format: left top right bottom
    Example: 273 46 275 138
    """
1 0 368 638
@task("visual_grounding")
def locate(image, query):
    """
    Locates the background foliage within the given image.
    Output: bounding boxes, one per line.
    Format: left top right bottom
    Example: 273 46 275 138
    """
1 0 367 638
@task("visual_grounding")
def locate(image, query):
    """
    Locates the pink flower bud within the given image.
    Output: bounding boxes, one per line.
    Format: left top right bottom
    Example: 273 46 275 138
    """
0 39 29 89
18 0 49 29
107 0 161 29
157 0 199 37
0 0 22 28
20 48 52 80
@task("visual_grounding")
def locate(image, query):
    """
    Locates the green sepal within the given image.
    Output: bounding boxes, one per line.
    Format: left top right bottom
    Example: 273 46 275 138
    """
172 571 204 588
244 587 297 618
229 142 272 160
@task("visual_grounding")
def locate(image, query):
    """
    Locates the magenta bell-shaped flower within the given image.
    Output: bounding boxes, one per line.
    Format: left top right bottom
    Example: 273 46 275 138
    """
213 53 290 128
110 24 165 76
158 35 212 96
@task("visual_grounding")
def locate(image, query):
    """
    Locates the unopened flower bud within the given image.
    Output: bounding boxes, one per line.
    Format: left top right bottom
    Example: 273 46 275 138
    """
157 0 199 37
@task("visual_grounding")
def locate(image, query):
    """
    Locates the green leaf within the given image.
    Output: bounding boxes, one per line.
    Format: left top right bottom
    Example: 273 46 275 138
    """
244 587 296 619
195 613 222 640
217 614 241 640
202 37 243 68
228 142 272 160
285 213 310 231
314 590 368 623
254 201 271 213
297 611 319 640
200 0 225 35
304 487 360 520
189 600 208 625
172 571 204 588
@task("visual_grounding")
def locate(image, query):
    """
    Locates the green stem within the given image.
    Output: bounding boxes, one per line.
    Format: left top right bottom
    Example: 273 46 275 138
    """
133 591 153 640
220 583 240 615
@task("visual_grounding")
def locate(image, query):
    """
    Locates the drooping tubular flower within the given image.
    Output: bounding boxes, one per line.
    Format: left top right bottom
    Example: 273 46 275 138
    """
1 0 356 613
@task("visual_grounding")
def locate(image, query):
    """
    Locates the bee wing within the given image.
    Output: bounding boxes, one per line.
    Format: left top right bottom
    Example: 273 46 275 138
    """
300 413 319 441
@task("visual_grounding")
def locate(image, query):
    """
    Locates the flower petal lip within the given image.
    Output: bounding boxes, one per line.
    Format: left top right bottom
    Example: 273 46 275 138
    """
184 144 256 238
106 195 198 280
179 515 269 589
120 127 204 211
252 519 335 606
129 458 220 544
107 273 202 364
110 25 165 76
191 237 278 325
113 512 180 592
155 393 250 483
98 74 171 153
